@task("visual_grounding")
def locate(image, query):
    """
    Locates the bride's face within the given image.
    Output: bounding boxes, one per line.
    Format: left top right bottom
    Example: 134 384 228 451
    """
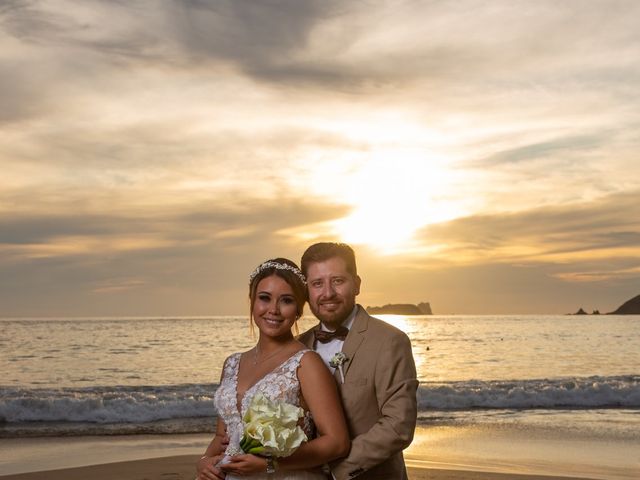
252 275 298 338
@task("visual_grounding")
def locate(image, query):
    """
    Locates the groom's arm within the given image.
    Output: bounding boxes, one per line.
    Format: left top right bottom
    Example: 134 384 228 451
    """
196 418 228 480
331 332 418 479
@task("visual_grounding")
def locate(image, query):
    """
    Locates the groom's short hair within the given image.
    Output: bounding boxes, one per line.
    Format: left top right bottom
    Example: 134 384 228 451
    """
301 242 358 278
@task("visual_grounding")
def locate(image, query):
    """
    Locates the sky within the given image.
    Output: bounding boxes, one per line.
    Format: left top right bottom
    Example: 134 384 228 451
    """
1 0 639 316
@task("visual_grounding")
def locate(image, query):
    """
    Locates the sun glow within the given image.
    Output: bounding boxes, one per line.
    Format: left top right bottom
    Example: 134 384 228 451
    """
328 150 466 253
288 115 474 254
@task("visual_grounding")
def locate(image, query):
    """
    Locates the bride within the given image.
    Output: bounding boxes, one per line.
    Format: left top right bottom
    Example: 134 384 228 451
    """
196 258 350 479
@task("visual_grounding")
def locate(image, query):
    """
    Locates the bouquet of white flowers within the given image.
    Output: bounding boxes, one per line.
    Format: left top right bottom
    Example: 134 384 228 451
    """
239 393 308 458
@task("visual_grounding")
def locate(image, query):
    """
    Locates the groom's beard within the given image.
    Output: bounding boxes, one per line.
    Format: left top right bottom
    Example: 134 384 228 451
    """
309 294 356 330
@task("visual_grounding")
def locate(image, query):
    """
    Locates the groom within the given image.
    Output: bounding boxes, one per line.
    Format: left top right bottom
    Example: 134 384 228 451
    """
298 242 418 479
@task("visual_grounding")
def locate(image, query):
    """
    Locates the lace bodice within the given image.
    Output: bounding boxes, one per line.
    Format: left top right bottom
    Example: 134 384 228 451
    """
214 349 323 479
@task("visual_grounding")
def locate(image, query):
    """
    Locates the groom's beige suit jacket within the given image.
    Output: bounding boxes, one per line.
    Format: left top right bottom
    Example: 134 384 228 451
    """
298 305 418 480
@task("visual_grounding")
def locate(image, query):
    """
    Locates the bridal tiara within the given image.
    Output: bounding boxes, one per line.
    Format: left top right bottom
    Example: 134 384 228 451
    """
249 261 307 286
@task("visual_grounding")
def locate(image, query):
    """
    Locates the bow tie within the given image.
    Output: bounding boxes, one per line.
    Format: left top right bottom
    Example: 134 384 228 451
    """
314 325 349 344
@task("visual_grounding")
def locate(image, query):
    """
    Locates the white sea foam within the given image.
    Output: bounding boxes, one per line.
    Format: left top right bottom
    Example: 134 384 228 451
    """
0 384 216 424
1 376 638 430
417 375 640 409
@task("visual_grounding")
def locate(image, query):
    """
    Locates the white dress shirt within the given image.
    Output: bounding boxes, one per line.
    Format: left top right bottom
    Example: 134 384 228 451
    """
314 305 358 371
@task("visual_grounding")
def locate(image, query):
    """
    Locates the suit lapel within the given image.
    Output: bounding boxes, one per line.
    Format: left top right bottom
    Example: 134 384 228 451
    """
339 305 368 378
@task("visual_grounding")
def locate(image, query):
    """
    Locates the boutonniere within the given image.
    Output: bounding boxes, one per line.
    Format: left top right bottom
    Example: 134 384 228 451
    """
329 352 349 383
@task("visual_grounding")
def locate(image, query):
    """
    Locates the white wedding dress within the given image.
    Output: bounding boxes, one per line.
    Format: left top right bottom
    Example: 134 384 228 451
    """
214 349 327 480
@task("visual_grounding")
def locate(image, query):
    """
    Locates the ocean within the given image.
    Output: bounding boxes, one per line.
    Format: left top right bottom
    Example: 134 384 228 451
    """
2 314 639 440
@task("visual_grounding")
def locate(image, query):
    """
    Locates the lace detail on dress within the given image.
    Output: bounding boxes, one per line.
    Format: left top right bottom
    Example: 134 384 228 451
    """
214 349 322 479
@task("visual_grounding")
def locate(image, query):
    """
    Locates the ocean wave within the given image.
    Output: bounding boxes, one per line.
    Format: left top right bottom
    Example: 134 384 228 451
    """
0 384 217 424
418 375 640 409
1 375 638 428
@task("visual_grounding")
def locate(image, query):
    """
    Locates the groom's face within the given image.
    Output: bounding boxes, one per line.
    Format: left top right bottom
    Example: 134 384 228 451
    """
306 256 361 330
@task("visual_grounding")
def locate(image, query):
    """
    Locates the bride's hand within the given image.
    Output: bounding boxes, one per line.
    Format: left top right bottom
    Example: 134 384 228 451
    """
219 454 267 476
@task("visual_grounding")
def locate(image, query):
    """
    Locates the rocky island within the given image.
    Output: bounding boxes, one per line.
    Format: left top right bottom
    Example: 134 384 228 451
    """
609 294 640 314
366 302 432 315
571 293 640 315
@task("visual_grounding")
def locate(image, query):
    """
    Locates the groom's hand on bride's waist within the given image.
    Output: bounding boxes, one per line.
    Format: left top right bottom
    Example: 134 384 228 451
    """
196 454 226 480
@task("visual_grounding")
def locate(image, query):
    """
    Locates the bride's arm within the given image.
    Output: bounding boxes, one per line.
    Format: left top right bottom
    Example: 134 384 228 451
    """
196 417 227 479
277 350 350 470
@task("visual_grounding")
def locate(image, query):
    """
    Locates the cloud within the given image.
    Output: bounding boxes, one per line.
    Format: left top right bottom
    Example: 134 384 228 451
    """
0 193 350 315
2 1 640 315
0 60 51 124
552 265 640 283
475 133 609 166
1 0 347 84
415 189 640 277
4 0 640 131
168 0 331 62
91 277 147 293
0 194 349 255
4 0 640 94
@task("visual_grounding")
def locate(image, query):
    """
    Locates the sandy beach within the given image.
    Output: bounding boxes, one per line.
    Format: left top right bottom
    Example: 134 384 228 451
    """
2 423 638 480
0 455 601 480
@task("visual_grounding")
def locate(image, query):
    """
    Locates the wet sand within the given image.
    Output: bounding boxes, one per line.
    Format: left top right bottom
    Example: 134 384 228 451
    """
0 455 600 480
3 424 638 480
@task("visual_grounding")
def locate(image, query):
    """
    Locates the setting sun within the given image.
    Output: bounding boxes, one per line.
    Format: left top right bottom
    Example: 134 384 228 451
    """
287 112 480 254
327 150 467 253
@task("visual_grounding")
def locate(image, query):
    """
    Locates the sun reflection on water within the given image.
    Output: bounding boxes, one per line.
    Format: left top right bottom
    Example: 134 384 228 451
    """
375 314 428 382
